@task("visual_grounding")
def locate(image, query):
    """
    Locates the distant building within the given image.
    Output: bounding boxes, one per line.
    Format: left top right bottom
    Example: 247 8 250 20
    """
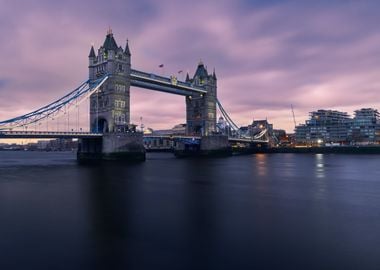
37 140 50 150
348 108 380 144
36 139 77 151
171 124 186 135
273 129 288 145
148 124 186 136
143 124 186 150
238 119 275 144
216 117 233 135
249 120 273 138
295 110 351 145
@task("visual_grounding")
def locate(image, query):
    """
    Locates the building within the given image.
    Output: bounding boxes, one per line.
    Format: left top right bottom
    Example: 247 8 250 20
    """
273 129 288 145
249 120 273 138
348 108 380 144
143 124 187 150
295 110 351 145
216 117 233 136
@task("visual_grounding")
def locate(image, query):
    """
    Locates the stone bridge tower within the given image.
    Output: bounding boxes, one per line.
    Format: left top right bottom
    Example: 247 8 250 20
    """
88 29 131 133
186 61 217 136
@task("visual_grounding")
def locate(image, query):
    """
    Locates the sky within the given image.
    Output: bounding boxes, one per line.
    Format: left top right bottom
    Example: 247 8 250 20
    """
1 0 380 133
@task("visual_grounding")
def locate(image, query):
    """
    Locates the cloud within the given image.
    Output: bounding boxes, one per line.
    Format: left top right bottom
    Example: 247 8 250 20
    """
1 0 380 132
0 79 9 89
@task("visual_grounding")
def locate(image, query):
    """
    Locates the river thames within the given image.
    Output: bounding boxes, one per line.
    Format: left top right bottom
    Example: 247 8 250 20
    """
0 151 379 269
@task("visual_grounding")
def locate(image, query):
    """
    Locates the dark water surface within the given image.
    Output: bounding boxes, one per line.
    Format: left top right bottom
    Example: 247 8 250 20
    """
0 151 379 270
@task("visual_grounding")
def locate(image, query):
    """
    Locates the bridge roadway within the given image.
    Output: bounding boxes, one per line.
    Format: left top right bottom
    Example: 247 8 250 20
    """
0 131 103 139
0 131 267 145
144 135 268 144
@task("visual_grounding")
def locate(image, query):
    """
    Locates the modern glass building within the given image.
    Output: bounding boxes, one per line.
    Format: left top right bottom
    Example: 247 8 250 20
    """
348 108 380 144
296 108 380 145
295 110 351 145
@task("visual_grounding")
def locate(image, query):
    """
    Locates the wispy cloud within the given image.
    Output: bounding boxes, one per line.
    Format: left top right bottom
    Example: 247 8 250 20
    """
0 79 9 89
0 0 380 132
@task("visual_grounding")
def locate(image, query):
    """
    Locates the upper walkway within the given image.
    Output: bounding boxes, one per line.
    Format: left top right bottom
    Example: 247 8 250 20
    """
130 69 207 96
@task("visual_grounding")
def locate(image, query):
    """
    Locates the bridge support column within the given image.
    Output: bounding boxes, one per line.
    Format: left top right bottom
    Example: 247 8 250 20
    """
77 133 145 162
185 61 217 136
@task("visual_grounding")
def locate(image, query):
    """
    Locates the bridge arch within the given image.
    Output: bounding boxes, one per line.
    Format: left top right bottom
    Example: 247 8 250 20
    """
92 117 109 133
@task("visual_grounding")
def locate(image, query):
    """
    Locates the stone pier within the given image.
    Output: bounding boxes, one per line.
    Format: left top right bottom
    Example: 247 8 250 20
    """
77 132 146 162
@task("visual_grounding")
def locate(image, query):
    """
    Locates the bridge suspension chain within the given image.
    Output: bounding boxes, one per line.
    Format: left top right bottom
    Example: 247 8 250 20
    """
216 99 269 141
0 76 108 131
216 99 240 131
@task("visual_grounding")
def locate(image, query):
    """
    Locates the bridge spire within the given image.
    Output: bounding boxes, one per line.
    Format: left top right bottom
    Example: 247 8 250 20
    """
213 68 217 80
88 45 96 58
125 39 131 56
103 28 118 52
194 60 208 79
107 27 112 35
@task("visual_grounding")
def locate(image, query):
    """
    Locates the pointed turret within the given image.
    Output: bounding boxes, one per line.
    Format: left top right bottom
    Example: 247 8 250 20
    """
89 46 96 58
125 39 131 56
194 60 208 79
213 68 217 80
103 28 118 52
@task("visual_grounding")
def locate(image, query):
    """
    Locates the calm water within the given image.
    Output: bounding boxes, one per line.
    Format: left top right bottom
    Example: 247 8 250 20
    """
0 151 379 270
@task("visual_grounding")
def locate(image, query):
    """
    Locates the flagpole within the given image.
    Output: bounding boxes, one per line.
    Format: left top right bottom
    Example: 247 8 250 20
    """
158 64 165 76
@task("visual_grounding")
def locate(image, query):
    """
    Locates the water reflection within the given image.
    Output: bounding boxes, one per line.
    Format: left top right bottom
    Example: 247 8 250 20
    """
280 154 297 178
315 154 325 179
182 159 219 269
314 154 328 201
83 163 137 270
2 152 380 269
254 154 267 176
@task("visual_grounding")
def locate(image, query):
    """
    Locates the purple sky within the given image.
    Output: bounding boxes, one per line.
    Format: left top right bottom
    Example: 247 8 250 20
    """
1 0 380 132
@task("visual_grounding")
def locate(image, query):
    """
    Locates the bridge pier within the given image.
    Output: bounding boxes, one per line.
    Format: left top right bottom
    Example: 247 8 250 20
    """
174 135 231 157
77 132 145 162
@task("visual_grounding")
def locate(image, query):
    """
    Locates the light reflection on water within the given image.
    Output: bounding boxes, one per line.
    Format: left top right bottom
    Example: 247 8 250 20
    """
315 153 326 179
314 154 328 201
254 154 267 176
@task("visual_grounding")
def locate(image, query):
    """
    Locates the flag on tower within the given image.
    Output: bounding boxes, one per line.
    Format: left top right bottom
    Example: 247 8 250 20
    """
178 70 183 74
159 64 164 68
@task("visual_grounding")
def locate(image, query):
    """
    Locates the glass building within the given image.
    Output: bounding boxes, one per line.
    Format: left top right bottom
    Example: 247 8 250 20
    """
348 108 380 144
295 110 351 145
296 108 380 145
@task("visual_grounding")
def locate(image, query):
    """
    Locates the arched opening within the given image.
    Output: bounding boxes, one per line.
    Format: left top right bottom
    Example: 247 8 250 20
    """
93 118 109 133
194 125 203 135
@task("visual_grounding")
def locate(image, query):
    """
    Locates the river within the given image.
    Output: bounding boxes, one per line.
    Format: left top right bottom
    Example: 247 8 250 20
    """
0 151 379 269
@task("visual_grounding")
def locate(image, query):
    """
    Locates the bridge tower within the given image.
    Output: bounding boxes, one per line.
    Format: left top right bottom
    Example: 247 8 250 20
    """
186 61 217 136
88 29 131 133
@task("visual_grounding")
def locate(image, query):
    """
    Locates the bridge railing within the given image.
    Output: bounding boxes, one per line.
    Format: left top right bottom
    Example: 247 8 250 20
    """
0 131 102 136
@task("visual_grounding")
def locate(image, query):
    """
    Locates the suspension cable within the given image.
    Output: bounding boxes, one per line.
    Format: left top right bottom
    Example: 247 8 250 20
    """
0 76 108 130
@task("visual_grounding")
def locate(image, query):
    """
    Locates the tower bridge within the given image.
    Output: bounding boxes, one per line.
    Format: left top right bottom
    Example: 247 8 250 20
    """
88 30 217 136
0 30 268 160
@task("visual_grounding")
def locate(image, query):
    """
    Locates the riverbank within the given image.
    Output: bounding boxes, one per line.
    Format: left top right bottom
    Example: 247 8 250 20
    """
255 146 380 154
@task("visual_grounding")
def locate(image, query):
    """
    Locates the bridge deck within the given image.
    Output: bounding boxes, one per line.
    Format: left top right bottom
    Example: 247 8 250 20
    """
0 131 103 139
144 135 268 143
0 131 268 143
